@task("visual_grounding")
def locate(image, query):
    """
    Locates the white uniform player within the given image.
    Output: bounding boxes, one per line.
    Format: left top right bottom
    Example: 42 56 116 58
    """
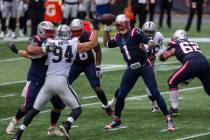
12 19 100 140
33 37 80 111
143 21 165 112
62 0 79 24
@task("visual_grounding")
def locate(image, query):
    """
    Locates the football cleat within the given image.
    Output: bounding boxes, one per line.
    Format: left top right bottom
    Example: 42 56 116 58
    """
47 126 64 136
5 30 12 38
169 107 179 116
166 116 176 132
152 106 160 113
6 118 18 134
104 117 121 129
101 105 115 116
59 121 71 140
19 30 25 37
0 31 5 39
11 129 24 140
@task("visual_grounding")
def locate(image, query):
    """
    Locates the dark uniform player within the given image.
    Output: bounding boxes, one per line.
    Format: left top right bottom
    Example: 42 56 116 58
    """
6 21 65 136
159 29 210 116
69 19 114 115
185 0 208 32
159 0 173 29
29 0 45 36
103 14 175 131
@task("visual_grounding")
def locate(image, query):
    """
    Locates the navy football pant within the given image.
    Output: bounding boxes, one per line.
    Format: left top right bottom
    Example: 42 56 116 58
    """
115 64 169 118
68 62 100 88
168 58 210 95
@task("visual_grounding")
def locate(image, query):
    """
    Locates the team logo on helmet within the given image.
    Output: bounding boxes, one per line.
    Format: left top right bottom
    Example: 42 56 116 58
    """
114 14 130 34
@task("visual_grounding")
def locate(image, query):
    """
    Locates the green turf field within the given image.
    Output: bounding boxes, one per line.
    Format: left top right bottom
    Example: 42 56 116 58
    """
1 32 210 140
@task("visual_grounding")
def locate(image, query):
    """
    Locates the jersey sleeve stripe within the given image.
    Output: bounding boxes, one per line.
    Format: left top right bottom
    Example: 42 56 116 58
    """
131 27 137 37
34 35 41 42
89 32 93 40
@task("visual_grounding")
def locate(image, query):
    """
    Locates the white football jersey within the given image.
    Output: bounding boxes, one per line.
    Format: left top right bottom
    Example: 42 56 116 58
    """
45 38 78 77
145 31 164 54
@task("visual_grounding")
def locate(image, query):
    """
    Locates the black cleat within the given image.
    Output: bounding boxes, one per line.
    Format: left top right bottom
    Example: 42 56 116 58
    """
169 107 179 116
59 121 71 140
11 129 24 140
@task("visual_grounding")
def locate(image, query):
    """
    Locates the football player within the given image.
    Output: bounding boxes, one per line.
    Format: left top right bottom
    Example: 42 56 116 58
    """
68 19 114 116
6 21 65 137
62 0 81 25
159 29 210 116
103 14 175 131
109 21 164 113
11 15 101 140
0 0 17 38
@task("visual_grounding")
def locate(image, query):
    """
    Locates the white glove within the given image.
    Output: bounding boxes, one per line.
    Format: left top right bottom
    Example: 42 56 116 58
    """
96 65 102 78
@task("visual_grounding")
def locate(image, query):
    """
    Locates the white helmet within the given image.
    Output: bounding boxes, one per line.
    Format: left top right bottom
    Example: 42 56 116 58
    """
56 24 70 40
142 21 156 37
115 14 130 34
70 19 84 37
37 21 55 38
173 29 188 41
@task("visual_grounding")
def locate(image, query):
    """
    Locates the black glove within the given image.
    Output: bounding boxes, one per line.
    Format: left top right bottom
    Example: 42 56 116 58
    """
7 41 19 54
90 13 101 30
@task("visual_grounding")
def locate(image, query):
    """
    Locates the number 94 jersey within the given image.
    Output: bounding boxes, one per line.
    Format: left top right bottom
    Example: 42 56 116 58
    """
167 39 204 64
45 38 78 77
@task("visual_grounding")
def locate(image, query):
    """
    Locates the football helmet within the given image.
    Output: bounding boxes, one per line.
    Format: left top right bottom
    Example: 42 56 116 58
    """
172 29 188 41
56 24 70 40
70 19 84 37
37 21 55 38
114 14 130 34
142 21 156 37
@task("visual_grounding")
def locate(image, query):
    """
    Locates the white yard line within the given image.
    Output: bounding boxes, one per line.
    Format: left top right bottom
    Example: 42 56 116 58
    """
0 86 202 122
0 57 24 63
160 128 179 132
82 96 97 99
0 94 15 98
0 80 26 86
108 126 128 131
176 132 210 140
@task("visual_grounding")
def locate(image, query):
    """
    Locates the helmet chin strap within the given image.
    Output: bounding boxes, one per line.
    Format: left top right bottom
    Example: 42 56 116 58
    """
119 29 128 34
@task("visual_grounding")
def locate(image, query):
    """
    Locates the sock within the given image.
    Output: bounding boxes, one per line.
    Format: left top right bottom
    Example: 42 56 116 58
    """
51 110 61 127
15 108 27 121
67 117 74 124
169 89 179 109
96 89 108 106
69 107 82 122
23 107 40 127
114 88 119 98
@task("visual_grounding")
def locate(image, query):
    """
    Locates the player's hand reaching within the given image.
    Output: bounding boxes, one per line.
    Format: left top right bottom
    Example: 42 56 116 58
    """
90 13 102 30
96 65 102 78
7 41 20 54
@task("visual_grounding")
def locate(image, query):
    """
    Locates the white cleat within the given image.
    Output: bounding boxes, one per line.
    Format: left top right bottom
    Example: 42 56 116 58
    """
6 118 18 134
47 126 64 136
10 32 17 39
152 106 160 113
19 30 25 37
0 31 5 39
5 30 12 38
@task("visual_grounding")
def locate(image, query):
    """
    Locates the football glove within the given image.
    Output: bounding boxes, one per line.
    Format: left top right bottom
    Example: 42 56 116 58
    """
7 41 20 54
96 65 102 78
90 13 101 30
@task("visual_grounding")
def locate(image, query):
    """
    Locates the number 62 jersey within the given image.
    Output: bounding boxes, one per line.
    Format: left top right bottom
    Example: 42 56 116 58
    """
167 39 205 64
44 38 79 77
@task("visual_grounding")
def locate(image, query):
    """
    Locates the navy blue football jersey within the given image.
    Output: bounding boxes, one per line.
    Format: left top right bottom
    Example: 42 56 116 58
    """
107 28 150 65
27 35 48 82
73 31 95 65
167 39 205 64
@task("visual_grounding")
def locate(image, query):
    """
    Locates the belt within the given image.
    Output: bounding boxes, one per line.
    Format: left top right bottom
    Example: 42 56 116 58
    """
129 59 150 70
65 1 79 5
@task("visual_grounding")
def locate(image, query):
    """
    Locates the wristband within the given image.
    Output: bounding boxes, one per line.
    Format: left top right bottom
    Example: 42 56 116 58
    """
42 47 47 53
17 50 21 55
104 25 111 32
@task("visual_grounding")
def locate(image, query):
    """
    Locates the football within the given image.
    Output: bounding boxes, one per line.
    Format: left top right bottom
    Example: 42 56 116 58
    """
100 14 115 25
